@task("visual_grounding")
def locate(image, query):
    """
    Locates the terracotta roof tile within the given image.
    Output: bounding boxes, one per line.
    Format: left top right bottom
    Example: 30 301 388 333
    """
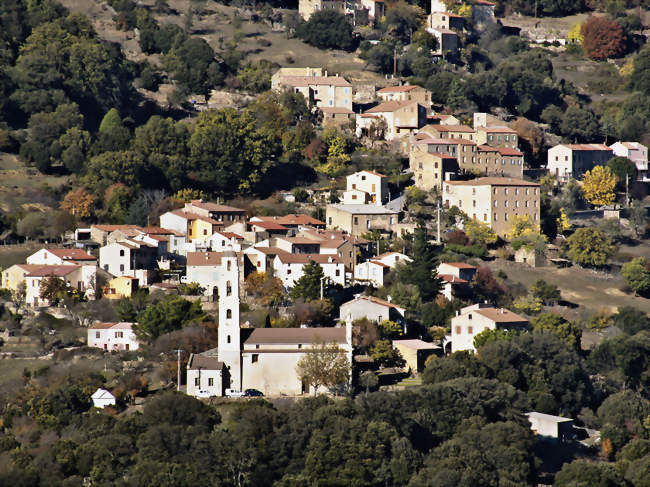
186 251 223 266
244 327 347 345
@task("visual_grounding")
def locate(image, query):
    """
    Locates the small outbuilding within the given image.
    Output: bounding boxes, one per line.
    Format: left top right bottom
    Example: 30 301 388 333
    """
526 411 574 442
392 339 442 373
91 388 116 409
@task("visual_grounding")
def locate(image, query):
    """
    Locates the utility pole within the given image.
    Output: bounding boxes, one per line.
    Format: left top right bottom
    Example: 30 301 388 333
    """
174 349 183 392
436 200 441 244
393 45 397 78
626 174 629 207
320 276 328 300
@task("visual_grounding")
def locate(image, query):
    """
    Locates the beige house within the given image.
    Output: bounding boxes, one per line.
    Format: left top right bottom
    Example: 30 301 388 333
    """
298 0 345 20
326 204 399 236
410 144 459 191
321 107 355 128
474 145 524 178
393 339 441 373
272 73 353 110
343 170 388 206
473 112 504 128
377 85 432 106
427 11 464 31
419 124 476 141
25 264 85 307
241 326 352 396
443 177 540 237
451 303 528 352
475 126 519 148
2 264 43 291
90 225 143 245
357 101 428 141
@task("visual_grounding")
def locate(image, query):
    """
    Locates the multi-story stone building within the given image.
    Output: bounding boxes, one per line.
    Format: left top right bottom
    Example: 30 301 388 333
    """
442 177 540 237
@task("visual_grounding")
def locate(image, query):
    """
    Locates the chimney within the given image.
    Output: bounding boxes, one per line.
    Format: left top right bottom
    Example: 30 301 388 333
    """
328 256 333 263
325 69 328 77
387 295 392 302
500 308 504 314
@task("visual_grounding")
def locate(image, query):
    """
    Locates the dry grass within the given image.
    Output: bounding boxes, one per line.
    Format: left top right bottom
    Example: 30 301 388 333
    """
0 153 70 215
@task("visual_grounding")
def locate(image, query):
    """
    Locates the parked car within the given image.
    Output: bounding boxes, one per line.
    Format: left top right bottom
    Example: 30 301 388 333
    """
225 389 245 397
195 390 214 398
244 389 264 397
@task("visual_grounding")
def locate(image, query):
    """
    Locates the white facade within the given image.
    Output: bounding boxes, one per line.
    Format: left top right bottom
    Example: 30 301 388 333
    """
437 262 477 281
26 248 96 266
273 254 345 288
339 295 406 323
610 141 648 179
91 388 116 409
208 232 244 252
186 349 224 398
374 252 412 267
186 252 224 296
450 304 528 353
87 322 140 351
345 170 388 205
547 144 613 181
354 260 389 287
217 251 242 392
99 240 157 279
159 211 189 235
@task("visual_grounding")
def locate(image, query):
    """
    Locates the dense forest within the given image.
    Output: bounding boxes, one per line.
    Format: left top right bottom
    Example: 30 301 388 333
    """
0 323 647 486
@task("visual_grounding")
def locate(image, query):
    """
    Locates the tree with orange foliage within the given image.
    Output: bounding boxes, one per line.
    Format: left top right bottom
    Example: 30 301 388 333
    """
60 188 95 219
581 16 626 60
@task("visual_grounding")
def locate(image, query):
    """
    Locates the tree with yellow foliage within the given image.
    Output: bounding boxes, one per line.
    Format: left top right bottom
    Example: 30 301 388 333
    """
506 214 539 240
61 188 95 219
173 188 207 203
464 219 498 245
568 22 583 45
556 208 571 234
582 166 617 207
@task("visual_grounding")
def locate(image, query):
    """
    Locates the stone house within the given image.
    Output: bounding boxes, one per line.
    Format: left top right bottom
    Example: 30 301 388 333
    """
357 101 428 141
475 126 519 148
326 204 399 236
442 177 540 237
377 85 432 106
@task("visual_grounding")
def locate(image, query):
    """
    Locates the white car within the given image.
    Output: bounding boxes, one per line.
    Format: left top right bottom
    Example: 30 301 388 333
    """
225 389 245 397
195 390 214 398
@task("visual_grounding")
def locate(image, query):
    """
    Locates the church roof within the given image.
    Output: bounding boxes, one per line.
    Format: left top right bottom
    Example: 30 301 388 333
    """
244 327 347 345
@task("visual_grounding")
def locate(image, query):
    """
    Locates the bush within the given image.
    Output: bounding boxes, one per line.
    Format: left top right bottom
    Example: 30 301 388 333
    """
446 243 488 258
296 10 355 51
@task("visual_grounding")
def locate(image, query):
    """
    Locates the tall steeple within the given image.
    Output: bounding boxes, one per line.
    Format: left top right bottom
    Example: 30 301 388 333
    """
217 251 241 391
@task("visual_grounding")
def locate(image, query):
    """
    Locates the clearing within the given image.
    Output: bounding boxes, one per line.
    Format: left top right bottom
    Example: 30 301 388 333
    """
488 259 650 316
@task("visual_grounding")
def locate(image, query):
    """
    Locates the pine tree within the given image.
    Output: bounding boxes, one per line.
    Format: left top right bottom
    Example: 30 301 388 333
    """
290 260 325 302
398 224 442 301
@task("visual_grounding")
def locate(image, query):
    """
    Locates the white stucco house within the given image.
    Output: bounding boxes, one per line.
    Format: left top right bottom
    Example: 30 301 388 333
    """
354 259 390 287
547 144 613 182
186 348 224 398
450 303 528 353
87 322 140 351
339 295 406 324
610 141 648 180
273 253 345 288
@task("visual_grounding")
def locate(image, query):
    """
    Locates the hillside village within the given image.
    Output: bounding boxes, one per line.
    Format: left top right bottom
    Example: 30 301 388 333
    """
0 0 649 484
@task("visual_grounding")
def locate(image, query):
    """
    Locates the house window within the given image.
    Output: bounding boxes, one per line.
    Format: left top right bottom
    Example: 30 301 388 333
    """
195 377 200 386
227 335 231 343
526 188 530 195
328 217 332 225
227 260 232 271
483 214 487 221
252 354 259 363
468 326 473 334
119 250 125 257
455 326 461 334
366 220 370 229
256 260 261 267
504 201 508 208
226 281 232 296
353 217 358 225
493 188 497 195
208 378 214 386
472 188 476 195
494 213 497 221
494 201 498 208
119 264 124 272
526 201 529 208
473 200 476 207
468 314 472 320
95 332 100 338
352 194 357 200
287 268 292 274
505 213 509 221
226 309 232 319
298 344 302 349
335 269 340 276
203 229 207 235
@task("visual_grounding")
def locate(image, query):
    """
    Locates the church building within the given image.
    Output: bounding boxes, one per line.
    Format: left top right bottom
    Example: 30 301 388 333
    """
186 251 352 397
